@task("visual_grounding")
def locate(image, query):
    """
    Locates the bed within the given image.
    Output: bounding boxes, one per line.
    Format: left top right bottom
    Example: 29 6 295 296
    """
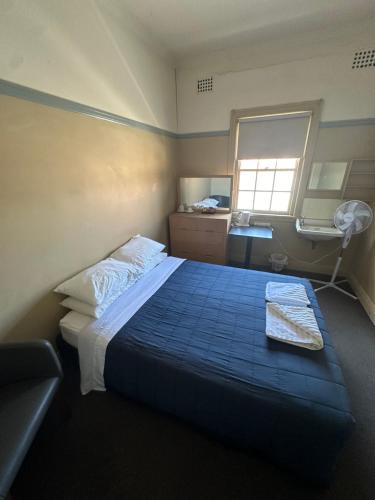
65 257 355 483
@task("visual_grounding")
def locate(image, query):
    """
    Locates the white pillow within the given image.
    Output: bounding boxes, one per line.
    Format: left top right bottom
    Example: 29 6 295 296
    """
55 258 140 306
61 296 114 319
193 198 219 208
141 251 168 273
111 235 165 268
61 253 168 318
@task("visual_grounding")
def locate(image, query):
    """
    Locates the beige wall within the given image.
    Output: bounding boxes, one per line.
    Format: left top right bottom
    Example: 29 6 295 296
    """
314 126 375 161
0 95 177 342
348 201 375 324
176 124 375 275
178 136 230 176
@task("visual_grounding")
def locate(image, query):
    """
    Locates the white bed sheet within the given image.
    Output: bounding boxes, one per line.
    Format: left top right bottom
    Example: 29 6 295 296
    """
59 311 93 348
78 256 185 395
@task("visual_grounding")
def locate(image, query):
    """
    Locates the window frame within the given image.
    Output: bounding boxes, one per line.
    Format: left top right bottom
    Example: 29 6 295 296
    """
228 100 322 218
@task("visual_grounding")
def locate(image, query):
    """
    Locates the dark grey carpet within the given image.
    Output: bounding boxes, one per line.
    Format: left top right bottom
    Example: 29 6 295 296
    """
12 286 375 500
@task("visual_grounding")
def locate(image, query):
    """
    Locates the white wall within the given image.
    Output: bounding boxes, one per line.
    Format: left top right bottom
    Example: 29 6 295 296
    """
177 22 375 133
0 0 177 132
348 200 375 324
301 199 342 219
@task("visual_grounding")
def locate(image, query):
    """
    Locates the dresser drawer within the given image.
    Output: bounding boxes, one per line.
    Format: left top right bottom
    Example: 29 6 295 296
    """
170 215 229 234
173 250 226 265
172 228 225 246
169 213 230 266
172 240 226 259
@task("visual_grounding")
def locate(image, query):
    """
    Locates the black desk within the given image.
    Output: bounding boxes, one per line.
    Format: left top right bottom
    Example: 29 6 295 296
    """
229 225 273 268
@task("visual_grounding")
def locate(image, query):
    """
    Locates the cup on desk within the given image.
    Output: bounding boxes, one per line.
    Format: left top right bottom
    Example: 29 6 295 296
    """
232 211 251 226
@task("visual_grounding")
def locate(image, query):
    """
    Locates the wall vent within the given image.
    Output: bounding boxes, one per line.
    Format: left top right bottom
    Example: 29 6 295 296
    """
197 76 213 93
352 50 375 69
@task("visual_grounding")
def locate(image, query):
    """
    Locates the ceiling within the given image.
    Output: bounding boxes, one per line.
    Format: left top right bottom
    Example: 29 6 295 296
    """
116 0 375 61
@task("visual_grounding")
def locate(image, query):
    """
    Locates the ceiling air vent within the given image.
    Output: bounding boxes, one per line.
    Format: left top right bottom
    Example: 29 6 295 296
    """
352 50 375 69
197 76 213 93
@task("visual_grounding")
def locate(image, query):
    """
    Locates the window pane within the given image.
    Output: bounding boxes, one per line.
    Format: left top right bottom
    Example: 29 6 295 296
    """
276 158 298 169
274 170 294 191
271 192 290 212
239 159 258 170
258 159 276 170
236 157 297 214
256 170 274 190
237 191 254 209
254 191 271 211
239 171 256 190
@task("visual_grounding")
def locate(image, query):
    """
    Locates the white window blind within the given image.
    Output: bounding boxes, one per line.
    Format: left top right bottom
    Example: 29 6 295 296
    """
237 113 310 160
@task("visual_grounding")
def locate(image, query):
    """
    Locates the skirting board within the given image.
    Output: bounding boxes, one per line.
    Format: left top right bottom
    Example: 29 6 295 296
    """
349 273 375 326
249 255 338 276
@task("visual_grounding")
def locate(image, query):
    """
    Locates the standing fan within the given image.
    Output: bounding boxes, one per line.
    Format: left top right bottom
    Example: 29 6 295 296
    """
311 200 373 299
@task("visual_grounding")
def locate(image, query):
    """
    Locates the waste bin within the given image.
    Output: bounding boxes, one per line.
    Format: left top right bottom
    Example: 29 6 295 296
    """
269 253 288 272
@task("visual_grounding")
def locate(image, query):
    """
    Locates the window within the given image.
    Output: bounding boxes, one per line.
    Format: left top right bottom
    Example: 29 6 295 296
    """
237 158 298 213
229 101 322 216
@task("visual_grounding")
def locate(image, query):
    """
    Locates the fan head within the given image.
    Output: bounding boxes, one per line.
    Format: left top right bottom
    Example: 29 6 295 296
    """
334 200 373 234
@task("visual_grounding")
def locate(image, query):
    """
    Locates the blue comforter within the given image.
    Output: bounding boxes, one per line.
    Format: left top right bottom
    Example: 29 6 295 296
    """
104 261 354 482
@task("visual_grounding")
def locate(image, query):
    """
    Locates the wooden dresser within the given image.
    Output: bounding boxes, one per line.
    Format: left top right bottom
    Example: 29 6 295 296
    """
169 212 231 265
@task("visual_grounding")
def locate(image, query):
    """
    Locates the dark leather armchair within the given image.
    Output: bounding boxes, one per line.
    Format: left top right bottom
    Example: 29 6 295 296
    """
0 340 63 500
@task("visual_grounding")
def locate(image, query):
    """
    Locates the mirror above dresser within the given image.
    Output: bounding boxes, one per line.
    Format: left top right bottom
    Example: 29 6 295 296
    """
179 176 233 212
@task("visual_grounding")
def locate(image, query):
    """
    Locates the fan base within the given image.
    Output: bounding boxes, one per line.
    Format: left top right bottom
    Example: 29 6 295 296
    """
310 278 358 300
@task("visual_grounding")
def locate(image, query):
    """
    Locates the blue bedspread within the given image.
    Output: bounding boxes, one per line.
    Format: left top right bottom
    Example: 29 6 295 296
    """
104 261 354 482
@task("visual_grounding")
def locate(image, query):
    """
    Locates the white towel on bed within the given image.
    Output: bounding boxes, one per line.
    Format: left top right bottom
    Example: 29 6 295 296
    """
266 302 323 350
265 282 310 307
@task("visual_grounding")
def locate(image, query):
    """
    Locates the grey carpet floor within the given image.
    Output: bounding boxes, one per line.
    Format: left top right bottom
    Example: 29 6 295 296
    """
12 286 375 500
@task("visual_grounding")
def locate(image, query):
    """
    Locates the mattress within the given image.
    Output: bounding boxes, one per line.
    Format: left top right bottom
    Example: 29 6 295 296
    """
59 311 92 348
79 259 355 482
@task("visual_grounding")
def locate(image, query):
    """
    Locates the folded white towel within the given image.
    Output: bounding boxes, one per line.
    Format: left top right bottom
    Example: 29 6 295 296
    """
266 302 323 351
265 282 310 307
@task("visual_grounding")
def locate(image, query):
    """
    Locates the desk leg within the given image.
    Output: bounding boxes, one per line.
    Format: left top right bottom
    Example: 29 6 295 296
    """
244 237 253 268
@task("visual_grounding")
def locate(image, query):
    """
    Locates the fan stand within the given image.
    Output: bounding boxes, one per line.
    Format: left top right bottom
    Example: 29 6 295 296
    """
310 249 357 300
